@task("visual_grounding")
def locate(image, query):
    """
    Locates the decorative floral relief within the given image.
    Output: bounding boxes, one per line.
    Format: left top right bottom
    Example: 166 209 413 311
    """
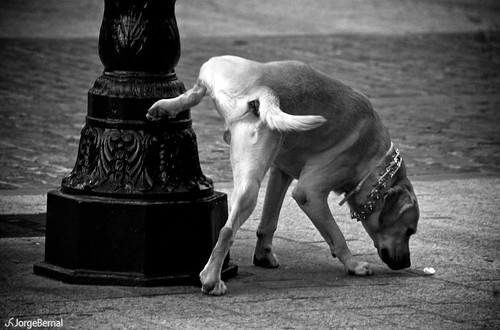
63 124 212 197
98 129 143 192
113 2 147 59
99 0 180 72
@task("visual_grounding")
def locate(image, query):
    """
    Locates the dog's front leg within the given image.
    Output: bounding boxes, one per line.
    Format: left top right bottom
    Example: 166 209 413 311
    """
253 166 293 268
292 184 374 276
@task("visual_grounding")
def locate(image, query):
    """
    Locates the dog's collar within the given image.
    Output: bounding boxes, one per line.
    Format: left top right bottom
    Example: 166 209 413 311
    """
339 143 402 222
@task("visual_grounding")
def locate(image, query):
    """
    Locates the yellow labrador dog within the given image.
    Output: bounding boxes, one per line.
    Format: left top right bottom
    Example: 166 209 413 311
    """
147 56 419 295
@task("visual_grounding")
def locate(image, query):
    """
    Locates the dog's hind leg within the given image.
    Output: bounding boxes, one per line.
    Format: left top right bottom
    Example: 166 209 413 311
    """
146 82 207 120
199 120 282 295
292 180 374 276
253 166 293 268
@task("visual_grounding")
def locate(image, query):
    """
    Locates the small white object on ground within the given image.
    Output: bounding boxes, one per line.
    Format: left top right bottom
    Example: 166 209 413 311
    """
423 267 436 275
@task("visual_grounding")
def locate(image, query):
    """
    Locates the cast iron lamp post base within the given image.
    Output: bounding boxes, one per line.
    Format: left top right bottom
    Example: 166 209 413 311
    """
34 191 237 286
34 0 237 286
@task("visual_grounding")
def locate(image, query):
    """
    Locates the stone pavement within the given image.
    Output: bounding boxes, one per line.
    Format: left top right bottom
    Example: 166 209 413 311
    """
0 178 499 329
1 34 499 188
1 0 500 329
1 2 500 188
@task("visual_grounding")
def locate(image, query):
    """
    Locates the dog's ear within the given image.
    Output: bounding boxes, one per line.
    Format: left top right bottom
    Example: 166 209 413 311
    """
380 180 418 225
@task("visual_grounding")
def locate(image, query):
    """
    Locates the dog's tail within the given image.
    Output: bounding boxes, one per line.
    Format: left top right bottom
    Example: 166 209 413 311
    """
146 82 207 120
147 82 326 132
256 90 327 132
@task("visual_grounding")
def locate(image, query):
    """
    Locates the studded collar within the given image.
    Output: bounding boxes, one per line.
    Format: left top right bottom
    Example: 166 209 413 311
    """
338 143 403 222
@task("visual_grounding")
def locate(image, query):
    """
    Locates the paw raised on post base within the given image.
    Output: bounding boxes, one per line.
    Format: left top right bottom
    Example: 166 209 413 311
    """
146 101 166 121
146 100 177 121
146 106 160 121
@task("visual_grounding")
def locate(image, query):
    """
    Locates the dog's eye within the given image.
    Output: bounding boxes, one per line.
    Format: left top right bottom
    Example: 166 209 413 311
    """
406 228 415 237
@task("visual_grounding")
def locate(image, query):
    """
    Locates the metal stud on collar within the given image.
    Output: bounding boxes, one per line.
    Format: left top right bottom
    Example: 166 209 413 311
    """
349 147 402 222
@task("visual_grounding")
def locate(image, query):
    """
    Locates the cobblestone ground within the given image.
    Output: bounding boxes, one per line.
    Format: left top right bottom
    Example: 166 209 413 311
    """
0 32 499 190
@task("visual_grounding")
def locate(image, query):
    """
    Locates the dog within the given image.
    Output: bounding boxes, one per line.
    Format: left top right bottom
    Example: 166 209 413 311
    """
147 55 419 295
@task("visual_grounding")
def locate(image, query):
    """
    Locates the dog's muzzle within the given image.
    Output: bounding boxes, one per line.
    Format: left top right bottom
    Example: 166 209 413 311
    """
379 247 411 270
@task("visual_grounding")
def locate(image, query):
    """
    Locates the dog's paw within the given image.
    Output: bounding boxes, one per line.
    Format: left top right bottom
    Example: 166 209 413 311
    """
146 104 161 121
200 268 227 296
202 280 227 296
146 100 178 121
345 258 374 276
253 253 279 268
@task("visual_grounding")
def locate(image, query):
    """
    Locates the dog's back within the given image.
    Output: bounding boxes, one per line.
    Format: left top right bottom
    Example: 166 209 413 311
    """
202 56 386 137
149 55 390 178
200 57 390 178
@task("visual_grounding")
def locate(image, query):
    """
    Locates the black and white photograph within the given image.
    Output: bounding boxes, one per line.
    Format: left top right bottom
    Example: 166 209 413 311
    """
0 0 499 328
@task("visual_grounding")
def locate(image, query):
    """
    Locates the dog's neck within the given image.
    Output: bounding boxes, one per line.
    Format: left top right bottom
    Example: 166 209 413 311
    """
339 143 403 221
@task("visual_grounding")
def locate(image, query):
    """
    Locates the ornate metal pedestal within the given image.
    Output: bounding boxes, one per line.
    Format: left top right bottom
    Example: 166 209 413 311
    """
34 0 237 286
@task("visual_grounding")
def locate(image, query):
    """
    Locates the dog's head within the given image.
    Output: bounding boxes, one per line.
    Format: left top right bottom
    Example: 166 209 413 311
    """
360 170 419 270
